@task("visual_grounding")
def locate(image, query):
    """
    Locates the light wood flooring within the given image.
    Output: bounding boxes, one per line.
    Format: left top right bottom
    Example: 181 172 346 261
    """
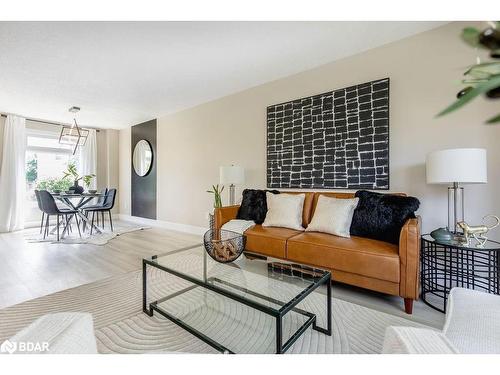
0 220 444 328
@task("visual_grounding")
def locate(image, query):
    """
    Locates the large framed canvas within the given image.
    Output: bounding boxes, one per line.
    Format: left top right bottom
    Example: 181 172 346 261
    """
266 78 389 190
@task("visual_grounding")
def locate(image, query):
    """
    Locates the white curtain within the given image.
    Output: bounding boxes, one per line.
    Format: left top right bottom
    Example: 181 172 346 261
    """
0 115 26 232
78 129 97 190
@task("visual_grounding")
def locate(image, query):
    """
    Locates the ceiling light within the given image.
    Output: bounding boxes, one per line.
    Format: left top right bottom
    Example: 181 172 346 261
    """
59 106 89 155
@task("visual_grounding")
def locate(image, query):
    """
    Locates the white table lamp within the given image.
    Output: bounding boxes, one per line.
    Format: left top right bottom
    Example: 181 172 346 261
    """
219 165 245 205
426 148 487 233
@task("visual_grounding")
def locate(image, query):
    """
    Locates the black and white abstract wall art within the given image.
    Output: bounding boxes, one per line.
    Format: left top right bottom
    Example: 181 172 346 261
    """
266 78 389 190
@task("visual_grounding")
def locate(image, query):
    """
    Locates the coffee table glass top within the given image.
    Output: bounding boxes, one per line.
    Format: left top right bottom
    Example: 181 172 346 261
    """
146 244 329 314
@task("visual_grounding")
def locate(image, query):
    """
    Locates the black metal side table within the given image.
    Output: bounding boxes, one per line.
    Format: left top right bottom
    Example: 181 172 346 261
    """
420 234 500 313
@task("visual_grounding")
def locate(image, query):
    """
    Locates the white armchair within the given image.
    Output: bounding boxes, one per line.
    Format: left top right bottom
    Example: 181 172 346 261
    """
382 288 500 354
1 312 98 354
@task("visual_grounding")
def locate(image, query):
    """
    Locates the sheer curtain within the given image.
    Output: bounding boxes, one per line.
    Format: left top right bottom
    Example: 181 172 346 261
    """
0 115 26 232
78 129 97 190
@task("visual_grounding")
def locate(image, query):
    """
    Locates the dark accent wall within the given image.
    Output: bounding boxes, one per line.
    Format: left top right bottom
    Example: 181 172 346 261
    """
131 119 157 219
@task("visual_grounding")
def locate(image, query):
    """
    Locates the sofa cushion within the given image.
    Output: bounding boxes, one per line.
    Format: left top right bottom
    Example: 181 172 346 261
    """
350 190 420 244
306 195 359 238
262 192 305 230
287 232 400 282
244 225 302 259
236 189 279 224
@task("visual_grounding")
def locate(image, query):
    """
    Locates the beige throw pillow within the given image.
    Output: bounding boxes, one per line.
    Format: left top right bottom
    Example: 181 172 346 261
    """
262 192 305 231
306 195 359 238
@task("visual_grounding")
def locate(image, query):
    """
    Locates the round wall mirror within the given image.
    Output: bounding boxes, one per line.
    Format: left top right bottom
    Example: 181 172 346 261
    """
133 140 153 176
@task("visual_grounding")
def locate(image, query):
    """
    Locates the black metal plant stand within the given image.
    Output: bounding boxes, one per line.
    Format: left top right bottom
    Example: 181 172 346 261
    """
420 235 500 313
142 248 332 354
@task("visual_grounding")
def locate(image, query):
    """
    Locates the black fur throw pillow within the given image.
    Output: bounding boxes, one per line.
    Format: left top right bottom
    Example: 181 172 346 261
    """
350 190 420 245
236 189 280 224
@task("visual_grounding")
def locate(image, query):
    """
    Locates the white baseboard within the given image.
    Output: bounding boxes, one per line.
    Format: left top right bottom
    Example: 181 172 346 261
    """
117 214 207 236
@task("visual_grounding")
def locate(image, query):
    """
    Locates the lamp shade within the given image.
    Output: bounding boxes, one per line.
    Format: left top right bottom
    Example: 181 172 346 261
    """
426 148 487 184
219 165 245 184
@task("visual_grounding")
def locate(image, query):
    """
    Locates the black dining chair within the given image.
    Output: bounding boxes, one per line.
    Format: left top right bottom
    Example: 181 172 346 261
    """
84 188 116 233
38 190 81 241
94 188 108 227
34 190 45 234
82 188 108 230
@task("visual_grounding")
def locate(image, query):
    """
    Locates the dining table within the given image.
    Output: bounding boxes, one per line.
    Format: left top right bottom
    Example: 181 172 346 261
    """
49 192 106 238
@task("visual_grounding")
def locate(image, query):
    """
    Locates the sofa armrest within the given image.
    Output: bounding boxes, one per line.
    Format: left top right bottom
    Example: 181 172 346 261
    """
382 326 458 354
214 205 240 230
399 215 421 300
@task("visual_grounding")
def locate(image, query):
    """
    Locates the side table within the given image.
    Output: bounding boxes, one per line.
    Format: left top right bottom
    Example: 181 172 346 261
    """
420 234 500 313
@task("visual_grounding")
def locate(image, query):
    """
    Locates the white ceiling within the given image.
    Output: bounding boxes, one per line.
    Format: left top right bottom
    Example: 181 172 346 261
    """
0 21 446 129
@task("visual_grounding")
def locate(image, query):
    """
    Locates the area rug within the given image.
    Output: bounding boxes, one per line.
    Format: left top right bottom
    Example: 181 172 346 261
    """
25 224 150 245
0 266 428 354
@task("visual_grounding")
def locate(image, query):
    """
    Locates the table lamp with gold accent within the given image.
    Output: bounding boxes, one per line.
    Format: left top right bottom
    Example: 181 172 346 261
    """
426 148 487 235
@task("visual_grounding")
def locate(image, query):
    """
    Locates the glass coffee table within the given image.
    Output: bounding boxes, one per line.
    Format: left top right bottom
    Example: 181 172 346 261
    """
142 244 332 354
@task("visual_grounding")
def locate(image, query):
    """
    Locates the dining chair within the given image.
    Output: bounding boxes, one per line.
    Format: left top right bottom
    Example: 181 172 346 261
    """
95 188 108 227
34 190 45 234
84 189 116 233
82 188 108 230
38 190 81 241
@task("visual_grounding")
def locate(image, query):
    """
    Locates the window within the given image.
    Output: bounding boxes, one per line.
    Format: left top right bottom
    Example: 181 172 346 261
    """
25 128 76 223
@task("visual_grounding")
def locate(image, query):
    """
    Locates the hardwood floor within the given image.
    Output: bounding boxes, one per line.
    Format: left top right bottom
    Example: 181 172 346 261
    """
0 221 200 309
0 220 444 328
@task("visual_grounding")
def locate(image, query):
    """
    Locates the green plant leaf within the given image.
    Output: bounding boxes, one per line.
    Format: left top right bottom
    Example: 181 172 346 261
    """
461 27 484 48
462 78 489 85
486 113 500 124
465 62 500 78
437 74 500 117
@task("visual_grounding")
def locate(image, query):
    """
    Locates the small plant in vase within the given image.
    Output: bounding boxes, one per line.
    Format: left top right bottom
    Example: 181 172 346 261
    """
62 163 95 194
206 184 224 231
207 184 224 209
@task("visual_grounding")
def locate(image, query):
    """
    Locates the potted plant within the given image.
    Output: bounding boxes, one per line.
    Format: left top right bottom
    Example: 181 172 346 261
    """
62 163 95 194
36 177 73 193
206 184 224 231
207 184 224 208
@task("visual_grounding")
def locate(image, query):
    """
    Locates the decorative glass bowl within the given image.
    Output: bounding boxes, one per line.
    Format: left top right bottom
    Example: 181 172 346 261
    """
203 229 246 263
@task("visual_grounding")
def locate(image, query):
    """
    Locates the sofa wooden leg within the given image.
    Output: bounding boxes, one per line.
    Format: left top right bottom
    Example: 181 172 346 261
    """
404 298 413 314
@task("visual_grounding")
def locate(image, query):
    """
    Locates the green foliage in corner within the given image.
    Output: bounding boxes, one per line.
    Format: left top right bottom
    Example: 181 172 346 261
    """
437 22 500 124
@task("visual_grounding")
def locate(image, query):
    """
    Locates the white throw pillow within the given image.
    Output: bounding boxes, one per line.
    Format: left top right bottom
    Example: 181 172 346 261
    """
262 192 305 231
306 195 359 238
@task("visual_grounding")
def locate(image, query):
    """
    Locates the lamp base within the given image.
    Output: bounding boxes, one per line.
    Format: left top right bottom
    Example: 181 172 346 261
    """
448 183 464 233
229 184 235 206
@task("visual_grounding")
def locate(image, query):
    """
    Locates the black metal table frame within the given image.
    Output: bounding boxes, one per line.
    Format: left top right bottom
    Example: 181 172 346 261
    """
420 235 500 313
142 247 332 354
50 194 105 238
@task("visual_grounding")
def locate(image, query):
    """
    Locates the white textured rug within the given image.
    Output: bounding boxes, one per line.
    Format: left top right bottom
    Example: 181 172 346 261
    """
0 267 427 354
25 225 150 245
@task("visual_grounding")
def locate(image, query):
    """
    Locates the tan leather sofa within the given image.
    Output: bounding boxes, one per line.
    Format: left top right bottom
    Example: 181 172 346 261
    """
214 191 421 314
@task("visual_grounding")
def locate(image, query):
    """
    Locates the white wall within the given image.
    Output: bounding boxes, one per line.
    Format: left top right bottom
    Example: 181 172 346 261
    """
96 128 120 212
0 116 4 168
119 22 500 237
119 126 131 215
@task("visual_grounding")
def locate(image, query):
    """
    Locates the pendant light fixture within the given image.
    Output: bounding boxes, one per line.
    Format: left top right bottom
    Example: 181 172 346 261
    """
58 106 90 155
